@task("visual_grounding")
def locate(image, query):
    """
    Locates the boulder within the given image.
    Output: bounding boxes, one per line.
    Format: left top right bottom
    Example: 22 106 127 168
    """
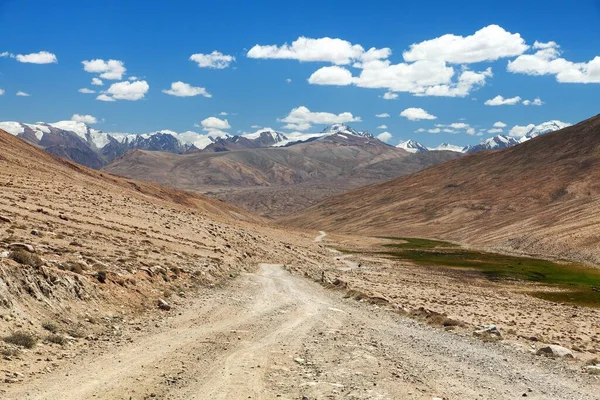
0 215 12 224
536 345 574 358
157 298 171 311
9 243 35 253
474 324 502 338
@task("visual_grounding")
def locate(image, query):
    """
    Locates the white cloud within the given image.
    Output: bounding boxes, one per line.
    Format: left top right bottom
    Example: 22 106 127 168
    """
162 81 211 98
91 78 104 86
0 52 12 58
128 76 139 81
376 113 390 118
377 124 388 129
493 121 507 128
286 78 292 83
219 112 228 116
282 122 312 131
82 59 126 80
247 36 389 65
449 122 469 129
0 89 4 95
400 107 437 121
428 128 441 133
71 114 98 124
377 132 392 142
103 80 149 101
522 97 543 106
201 117 231 131
78 88 96 94
250 125 261 129
15 51 57 64
16 91 30 97
382 92 398 100
403 25 528 64
509 124 535 138
308 65 354 85
279 106 361 131
443 128 457 134
484 95 522 106
508 41 600 83
488 128 503 134
414 67 492 97
96 94 116 102
190 51 235 69
415 128 426 132
466 127 475 135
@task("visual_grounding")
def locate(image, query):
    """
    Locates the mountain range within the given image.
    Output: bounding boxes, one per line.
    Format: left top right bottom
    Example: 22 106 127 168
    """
397 120 570 154
282 115 600 264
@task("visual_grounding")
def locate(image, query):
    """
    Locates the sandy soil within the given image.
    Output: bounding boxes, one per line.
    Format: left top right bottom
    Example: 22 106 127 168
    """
3 263 598 400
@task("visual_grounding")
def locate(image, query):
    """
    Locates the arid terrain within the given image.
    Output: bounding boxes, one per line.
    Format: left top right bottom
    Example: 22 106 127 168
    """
284 115 600 265
105 133 459 217
1 126 600 399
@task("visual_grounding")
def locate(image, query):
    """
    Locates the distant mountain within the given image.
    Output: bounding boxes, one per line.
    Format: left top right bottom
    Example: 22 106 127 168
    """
396 140 429 153
464 135 521 153
321 123 374 138
429 142 467 153
281 115 600 264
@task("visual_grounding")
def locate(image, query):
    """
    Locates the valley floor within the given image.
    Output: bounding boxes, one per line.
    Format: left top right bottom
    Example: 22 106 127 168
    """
4 263 598 400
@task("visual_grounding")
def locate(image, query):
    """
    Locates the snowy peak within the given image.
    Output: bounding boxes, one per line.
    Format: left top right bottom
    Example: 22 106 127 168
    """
429 142 467 153
242 128 287 144
322 124 373 138
396 140 428 153
520 120 571 142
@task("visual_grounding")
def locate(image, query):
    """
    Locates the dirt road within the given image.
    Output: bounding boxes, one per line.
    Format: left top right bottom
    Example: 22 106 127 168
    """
5 264 598 400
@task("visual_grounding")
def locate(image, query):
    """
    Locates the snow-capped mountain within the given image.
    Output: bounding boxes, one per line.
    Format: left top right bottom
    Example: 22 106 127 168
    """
322 123 374 138
465 135 521 154
428 142 467 153
396 140 429 153
518 120 571 142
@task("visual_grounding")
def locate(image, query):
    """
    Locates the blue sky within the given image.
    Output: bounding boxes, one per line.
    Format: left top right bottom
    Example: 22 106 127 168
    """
1 0 599 147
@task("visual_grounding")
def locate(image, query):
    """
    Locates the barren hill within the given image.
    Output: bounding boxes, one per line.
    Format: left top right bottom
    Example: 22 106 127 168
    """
105 135 460 217
282 115 600 264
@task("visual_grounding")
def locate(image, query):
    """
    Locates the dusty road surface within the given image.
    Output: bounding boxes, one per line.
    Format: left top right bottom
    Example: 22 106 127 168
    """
5 264 598 400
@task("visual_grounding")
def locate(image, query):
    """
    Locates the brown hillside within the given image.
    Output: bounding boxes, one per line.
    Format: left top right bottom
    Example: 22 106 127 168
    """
282 115 600 264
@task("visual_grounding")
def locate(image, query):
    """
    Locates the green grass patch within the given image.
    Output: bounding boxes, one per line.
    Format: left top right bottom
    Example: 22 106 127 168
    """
374 238 600 308
377 237 458 249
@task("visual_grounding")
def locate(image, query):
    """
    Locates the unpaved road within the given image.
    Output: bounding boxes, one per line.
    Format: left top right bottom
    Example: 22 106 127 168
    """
5 264 598 400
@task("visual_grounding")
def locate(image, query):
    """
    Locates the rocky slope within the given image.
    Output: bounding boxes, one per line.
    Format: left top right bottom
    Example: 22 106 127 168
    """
282 115 600 264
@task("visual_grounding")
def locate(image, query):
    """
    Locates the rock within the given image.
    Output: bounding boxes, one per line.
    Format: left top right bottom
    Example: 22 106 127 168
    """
31 229 40 236
584 365 600 375
0 215 12 223
0 251 9 259
157 298 171 311
474 324 502 338
536 345 574 358
294 357 305 364
9 243 35 253
59 214 69 221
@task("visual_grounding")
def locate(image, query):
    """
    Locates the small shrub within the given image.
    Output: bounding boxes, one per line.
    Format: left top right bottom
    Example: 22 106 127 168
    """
45 334 66 345
1 347 21 358
3 331 37 349
9 249 42 267
66 261 87 275
67 326 86 338
42 321 58 333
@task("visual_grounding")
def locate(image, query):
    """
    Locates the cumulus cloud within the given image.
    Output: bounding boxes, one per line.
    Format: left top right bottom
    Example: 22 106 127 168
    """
414 67 492 97
488 128 503 134
0 89 4 95
448 122 469 129
382 92 398 100
522 97 543 106
428 128 441 133
377 132 393 142
201 117 231 131
71 114 98 124
403 25 528 64
484 95 522 106
103 80 149 101
247 36 389 65
16 51 57 64
376 113 390 118
508 41 600 83
308 65 354 85
82 59 126 80
466 127 476 135
78 88 96 94
493 121 507 128
219 112 228 116
377 124 388 129
96 94 116 102
16 91 30 96
0 52 12 58
162 81 211 98
286 78 292 83
279 106 361 131
190 51 235 69
508 124 536 138
282 123 312 131
400 107 437 121
91 78 104 86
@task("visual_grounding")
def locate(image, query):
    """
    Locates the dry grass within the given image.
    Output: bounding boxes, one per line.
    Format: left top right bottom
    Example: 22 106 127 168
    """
3 331 37 349
9 249 43 267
